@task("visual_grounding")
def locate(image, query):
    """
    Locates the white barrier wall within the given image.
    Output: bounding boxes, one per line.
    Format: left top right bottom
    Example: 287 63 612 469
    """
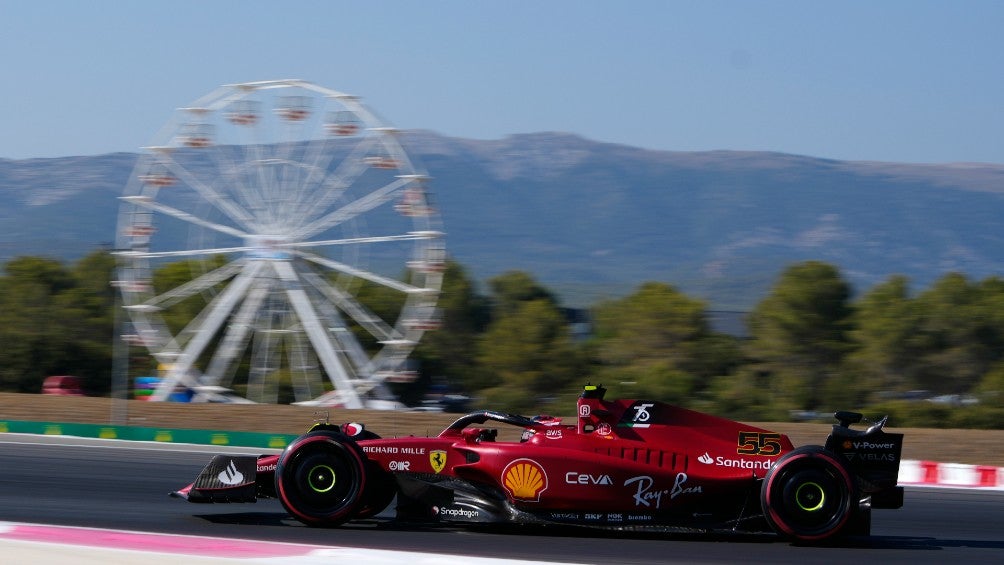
899 460 1004 489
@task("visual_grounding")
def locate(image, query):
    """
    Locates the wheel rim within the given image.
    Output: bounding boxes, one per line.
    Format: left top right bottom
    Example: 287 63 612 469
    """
780 469 842 528
794 481 826 512
307 464 337 493
291 451 353 508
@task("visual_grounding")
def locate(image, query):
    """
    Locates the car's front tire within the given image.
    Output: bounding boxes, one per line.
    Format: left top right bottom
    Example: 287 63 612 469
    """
275 431 367 526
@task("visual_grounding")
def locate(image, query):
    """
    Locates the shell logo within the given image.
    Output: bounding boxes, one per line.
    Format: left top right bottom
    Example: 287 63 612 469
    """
502 458 548 502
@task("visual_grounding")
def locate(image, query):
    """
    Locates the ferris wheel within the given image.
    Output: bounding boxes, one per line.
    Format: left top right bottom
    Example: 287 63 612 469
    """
114 79 444 408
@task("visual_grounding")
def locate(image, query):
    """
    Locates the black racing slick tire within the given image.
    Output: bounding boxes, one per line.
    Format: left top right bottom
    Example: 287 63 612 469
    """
275 431 367 527
761 445 857 543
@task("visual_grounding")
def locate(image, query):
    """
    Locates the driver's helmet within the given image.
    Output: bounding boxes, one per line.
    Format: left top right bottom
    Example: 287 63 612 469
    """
520 414 562 442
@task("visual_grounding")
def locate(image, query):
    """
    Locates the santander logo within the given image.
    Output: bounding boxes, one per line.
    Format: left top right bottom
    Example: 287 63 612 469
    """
698 452 773 470
218 460 245 485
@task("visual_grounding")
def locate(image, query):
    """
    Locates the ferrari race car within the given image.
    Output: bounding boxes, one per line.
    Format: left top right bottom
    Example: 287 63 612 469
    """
172 384 904 542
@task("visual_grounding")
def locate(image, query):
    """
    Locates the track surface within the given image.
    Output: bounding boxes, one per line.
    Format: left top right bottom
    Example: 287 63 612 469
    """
1 435 1002 564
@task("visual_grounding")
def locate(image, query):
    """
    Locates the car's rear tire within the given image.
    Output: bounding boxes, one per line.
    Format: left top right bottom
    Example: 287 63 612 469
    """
761 445 857 542
275 431 367 526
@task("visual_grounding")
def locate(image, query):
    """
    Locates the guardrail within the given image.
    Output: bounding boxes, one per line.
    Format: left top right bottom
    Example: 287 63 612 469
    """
0 419 297 449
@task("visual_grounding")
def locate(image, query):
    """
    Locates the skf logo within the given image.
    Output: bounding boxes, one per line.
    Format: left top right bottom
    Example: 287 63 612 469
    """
429 450 447 474
502 458 548 502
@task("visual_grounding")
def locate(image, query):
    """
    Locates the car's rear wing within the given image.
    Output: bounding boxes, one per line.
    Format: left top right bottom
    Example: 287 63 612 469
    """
824 411 904 509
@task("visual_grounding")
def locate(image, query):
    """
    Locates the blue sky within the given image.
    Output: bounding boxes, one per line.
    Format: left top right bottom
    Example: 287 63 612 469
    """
2 1 1002 164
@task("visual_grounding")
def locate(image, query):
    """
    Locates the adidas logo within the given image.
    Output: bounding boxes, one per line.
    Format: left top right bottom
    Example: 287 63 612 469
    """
697 452 714 465
218 460 245 486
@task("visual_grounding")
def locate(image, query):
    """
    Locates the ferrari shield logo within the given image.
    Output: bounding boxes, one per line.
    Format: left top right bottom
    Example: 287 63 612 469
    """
429 450 447 474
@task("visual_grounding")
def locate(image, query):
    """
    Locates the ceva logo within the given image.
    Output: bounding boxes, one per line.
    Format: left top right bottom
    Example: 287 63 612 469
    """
698 452 714 465
218 460 245 486
566 472 613 485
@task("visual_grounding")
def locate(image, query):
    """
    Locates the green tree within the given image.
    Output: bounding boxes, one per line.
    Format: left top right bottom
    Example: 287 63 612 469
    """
846 275 923 398
745 261 854 412
487 270 558 316
55 250 117 394
976 276 1004 355
976 360 1004 408
0 256 78 392
911 273 999 394
705 368 781 420
413 260 489 396
590 281 739 404
475 272 581 413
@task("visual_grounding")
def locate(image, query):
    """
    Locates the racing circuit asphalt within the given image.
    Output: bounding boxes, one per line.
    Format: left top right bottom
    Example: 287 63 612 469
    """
1 435 1002 564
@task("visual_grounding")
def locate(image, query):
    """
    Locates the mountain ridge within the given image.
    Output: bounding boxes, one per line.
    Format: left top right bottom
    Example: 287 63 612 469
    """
3 132 1004 309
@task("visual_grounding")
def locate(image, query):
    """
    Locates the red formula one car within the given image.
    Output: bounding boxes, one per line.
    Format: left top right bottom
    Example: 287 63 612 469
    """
173 384 904 542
